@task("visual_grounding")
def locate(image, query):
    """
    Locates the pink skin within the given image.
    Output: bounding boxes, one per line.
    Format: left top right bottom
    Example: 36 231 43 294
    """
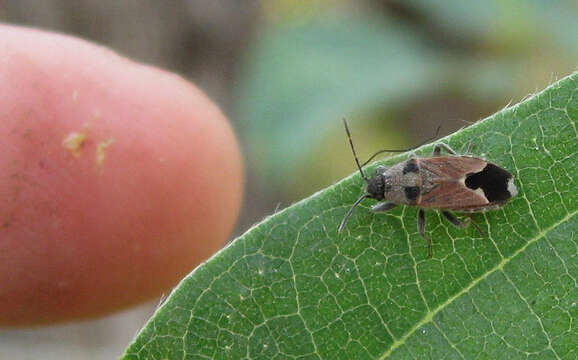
0 25 243 325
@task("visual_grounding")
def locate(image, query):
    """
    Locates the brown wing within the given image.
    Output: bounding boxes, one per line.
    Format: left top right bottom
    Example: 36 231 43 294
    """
418 156 487 178
417 156 493 211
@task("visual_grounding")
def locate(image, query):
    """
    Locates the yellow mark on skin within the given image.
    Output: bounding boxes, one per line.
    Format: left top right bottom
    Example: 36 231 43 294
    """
62 132 87 156
96 138 114 166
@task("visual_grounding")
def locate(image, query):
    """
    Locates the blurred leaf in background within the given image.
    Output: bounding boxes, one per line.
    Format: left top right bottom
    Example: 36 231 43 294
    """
234 0 578 202
235 8 443 197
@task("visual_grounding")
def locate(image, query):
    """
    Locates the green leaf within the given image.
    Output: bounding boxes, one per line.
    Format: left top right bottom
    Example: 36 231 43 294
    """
123 73 577 359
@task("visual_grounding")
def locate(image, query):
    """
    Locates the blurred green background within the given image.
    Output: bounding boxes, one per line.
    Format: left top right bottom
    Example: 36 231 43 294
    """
238 0 577 214
0 0 576 359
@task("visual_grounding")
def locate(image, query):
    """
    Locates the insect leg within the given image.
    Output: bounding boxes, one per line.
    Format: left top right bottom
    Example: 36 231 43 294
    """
418 209 433 257
442 211 484 236
371 202 396 212
433 143 457 156
442 211 469 228
465 214 485 236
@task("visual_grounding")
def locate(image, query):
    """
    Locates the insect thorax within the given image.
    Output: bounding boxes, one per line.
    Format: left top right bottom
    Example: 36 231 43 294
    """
375 160 422 205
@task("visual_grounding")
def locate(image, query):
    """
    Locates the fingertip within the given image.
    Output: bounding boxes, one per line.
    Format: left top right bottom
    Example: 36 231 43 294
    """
0 25 243 325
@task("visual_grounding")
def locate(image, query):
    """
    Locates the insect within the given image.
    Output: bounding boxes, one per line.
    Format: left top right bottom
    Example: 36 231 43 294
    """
338 119 518 256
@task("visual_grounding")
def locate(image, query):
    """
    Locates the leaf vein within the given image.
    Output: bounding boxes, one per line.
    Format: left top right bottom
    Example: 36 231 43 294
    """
379 210 577 359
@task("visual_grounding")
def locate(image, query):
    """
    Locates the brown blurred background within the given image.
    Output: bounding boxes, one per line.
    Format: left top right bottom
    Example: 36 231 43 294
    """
0 1 576 358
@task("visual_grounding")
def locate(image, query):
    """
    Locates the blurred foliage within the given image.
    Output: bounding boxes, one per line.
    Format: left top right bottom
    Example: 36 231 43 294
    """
234 0 578 199
406 0 578 53
236 11 442 196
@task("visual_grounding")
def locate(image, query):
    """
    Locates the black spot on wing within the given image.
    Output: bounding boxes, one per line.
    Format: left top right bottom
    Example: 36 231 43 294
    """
403 159 419 174
404 186 420 202
465 163 513 202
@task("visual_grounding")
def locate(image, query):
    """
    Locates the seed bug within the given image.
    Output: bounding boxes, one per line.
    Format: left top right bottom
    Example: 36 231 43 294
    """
338 119 517 257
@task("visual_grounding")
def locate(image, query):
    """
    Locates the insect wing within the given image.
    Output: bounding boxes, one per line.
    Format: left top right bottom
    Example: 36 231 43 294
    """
420 156 486 178
418 156 513 211
419 181 490 210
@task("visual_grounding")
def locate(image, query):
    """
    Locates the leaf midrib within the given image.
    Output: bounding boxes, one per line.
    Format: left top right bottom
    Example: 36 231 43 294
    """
379 209 577 359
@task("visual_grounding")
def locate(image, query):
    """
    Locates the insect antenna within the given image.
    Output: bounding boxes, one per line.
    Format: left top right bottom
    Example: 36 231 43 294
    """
361 124 442 167
343 118 369 183
338 194 370 233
